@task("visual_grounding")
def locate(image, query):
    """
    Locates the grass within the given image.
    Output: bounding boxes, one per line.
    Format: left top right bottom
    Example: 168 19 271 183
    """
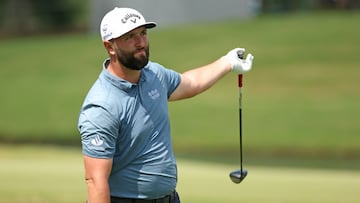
178 160 360 203
0 145 85 203
0 11 359 164
0 144 359 203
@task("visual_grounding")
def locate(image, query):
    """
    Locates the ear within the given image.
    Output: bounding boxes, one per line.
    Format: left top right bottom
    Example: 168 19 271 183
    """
103 41 116 56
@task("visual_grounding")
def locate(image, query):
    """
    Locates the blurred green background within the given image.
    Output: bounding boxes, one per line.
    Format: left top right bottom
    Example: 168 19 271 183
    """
0 1 359 202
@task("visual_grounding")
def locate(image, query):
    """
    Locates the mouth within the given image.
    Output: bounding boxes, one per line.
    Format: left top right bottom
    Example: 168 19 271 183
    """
134 49 147 59
133 50 143 57
135 48 146 55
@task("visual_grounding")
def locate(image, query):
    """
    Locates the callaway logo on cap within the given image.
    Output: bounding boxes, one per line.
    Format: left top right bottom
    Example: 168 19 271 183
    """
100 7 157 41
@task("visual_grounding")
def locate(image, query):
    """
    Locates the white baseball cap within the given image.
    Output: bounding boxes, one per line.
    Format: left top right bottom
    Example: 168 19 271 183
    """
100 7 157 41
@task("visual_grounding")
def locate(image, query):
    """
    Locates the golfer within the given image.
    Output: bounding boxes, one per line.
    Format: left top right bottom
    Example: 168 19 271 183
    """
78 7 254 203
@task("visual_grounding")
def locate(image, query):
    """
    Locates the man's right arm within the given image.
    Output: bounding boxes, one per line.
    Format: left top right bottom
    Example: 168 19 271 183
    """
83 155 113 203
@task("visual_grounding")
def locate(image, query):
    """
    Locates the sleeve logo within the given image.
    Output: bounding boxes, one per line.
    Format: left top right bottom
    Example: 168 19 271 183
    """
91 135 104 146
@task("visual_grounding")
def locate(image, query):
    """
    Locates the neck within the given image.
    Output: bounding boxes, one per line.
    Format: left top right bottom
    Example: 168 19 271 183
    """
107 60 141 84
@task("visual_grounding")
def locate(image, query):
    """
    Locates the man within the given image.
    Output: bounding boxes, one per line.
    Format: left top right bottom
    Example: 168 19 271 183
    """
78 7 254 203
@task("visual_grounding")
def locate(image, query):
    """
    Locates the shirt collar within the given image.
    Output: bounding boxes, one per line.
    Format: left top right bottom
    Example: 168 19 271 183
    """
100 58 148 91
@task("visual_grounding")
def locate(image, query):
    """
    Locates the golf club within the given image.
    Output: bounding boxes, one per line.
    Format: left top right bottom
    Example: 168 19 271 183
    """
229 50 248 184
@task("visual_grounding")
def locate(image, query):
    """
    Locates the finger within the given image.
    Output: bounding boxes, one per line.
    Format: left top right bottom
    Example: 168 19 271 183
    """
245 53 254 61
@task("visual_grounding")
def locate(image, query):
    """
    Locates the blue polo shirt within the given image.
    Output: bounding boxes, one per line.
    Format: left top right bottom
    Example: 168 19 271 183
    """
78 59 181 199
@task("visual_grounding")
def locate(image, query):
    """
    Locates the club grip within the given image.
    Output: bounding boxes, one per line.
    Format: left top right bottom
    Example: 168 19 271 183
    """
237 50 244 88
238 74 243 88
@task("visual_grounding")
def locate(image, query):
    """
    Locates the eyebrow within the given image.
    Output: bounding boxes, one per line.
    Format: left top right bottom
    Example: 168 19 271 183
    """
126 27 147 36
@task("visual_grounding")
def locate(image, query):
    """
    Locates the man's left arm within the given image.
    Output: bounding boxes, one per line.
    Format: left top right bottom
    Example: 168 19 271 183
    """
169 48 254 101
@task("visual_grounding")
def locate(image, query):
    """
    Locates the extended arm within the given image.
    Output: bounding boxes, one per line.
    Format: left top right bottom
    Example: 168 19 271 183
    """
169 48 254 101
83 155 113 203
169 56 231 101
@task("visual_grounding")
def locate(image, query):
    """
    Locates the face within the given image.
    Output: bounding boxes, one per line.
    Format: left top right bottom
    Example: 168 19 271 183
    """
111 27 150 70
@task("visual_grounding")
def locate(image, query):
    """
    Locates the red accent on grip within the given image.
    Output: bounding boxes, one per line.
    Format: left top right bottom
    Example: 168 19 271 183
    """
238 74 243 88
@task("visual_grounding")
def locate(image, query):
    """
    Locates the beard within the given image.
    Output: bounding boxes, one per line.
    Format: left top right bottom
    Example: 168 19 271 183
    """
115 46 150 70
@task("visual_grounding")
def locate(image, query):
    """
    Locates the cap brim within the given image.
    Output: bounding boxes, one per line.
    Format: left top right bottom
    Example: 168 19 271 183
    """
105 22 157 41
144 22 157 29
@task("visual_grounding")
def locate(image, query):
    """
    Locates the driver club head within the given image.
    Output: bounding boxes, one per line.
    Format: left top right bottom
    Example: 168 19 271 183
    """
229 169 248 184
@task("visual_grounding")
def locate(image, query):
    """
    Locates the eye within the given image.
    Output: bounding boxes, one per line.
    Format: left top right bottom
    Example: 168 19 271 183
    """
141 29 147 36
124 33 134 41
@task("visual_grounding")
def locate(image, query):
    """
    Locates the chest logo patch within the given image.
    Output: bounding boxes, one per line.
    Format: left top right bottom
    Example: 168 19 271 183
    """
148 89 160 100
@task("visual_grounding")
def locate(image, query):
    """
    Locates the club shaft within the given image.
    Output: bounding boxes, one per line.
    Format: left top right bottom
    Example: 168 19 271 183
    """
239 89 243 173
238 75 243 174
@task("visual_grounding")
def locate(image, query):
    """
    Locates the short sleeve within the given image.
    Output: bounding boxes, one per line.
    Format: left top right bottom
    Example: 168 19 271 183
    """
164 68 181 98
78 104 119 158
